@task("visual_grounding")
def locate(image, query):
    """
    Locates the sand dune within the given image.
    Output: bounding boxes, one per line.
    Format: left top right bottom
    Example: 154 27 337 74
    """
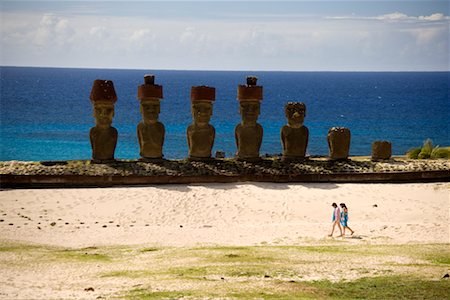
0 183 449 247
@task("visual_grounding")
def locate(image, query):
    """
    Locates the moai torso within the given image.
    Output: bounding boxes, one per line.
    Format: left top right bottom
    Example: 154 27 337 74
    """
327 127 351 160
281 126 309 158
235 123 263 159
137 75 165 159
137 122 165 158
90 127 118 161
187 124 215 158
187 86 216 160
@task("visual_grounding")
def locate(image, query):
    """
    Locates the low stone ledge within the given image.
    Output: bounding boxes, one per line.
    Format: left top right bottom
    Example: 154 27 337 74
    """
1 170 449 188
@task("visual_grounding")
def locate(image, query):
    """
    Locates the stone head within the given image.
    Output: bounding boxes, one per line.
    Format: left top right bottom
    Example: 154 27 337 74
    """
192 101 213 126
93 102 115 128
239 100 260 124
285 102 306 127
140 99 161 124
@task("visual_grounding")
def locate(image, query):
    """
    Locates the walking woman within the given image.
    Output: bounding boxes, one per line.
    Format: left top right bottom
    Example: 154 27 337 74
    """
340 203 354 236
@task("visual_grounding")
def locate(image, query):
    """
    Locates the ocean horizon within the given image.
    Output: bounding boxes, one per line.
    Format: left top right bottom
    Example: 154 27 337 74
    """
1 66 449 161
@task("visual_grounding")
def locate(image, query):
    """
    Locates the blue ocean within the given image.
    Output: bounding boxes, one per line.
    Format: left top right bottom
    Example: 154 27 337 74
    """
1 67 449 161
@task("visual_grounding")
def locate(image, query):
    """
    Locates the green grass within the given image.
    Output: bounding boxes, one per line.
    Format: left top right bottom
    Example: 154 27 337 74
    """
126 290 194 299
0 244 42 252
57 249 112 262
2 242 449 299
308 276 450 299
101 270 156 278
124 276 450 299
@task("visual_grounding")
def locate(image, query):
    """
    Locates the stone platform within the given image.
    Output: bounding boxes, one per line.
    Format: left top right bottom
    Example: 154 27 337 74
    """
1 157 449 188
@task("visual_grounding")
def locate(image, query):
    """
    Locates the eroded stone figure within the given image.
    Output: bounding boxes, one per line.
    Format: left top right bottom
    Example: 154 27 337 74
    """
327 127 351 160
235 76 263 161
89 79 118 163
187 86 216 160
281 102 309 161
137 75 165 160
372 140 392 161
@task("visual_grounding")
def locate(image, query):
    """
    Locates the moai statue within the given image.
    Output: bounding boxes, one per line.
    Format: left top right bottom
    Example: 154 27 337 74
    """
235 76 263 161
372 140 392 161
137 75 165 160
281 102 309 161
187 86 216 160
89 79 118 163
327 127 351 160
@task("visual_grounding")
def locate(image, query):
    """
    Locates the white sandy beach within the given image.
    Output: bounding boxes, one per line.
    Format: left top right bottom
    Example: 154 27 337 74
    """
1 182 449 247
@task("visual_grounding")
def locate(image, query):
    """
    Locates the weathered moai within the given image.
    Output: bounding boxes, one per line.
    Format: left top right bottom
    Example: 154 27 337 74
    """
187 86 216 160
372 141 392 161
327 127 351 160
281 102 309 161
235 76 263 161
137 75 165 160
89 79 118 163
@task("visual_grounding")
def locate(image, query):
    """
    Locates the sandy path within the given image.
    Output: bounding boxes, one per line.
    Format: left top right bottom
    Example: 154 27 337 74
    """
0 182 449 247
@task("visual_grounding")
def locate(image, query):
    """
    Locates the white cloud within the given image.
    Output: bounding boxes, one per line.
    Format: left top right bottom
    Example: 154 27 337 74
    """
1 10 448 71
327 12 450 22
130 29 155 42
418 13 447 21
89 26 110 39
375 12 412 21
34 14 75 48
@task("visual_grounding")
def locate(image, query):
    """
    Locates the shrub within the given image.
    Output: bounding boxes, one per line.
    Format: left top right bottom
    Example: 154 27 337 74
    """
417 139 433 159
406 148 421 159
430 147 450 159
406 139 449 159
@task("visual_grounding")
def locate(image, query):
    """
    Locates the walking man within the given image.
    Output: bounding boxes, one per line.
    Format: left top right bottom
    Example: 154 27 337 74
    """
328 202 343 237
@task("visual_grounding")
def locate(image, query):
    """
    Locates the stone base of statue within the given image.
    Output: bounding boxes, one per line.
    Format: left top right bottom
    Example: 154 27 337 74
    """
327 127 351 160
372 141 392 161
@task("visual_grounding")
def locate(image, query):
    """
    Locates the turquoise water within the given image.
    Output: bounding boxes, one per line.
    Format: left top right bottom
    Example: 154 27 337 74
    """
1 67 448 160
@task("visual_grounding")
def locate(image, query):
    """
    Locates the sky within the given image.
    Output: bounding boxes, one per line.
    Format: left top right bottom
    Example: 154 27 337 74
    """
1 1 449 71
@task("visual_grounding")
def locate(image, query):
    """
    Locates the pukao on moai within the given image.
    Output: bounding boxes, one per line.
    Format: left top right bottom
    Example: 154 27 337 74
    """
187 86 216 160
235 76 263 161
137 75 165 160
327 127 351 160
89 79 118 163
281 102 309 161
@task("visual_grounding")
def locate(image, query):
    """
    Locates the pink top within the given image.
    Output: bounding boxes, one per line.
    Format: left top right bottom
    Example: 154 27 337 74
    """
333 207 341 221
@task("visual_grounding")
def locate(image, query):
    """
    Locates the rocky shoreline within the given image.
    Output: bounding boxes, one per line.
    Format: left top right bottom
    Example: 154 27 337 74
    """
1 157 449 177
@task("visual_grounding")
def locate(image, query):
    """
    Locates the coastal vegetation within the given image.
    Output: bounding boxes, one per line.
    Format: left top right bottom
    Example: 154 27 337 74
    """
406 139 450 159
1 242 449 299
